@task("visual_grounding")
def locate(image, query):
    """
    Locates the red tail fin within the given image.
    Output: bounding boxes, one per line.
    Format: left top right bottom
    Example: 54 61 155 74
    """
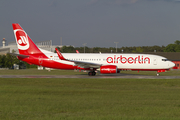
12 23 44 56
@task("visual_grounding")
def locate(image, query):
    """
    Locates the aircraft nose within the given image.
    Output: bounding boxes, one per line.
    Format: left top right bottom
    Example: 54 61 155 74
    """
169 61 175 68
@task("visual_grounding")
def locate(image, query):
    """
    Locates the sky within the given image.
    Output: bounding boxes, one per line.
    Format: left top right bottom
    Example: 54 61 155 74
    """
1 0 180 48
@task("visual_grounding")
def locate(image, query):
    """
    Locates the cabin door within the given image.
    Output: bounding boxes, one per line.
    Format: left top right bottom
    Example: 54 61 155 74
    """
153 58 157 65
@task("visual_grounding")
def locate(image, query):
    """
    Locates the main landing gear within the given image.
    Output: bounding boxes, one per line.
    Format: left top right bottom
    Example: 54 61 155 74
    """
88 71 96 76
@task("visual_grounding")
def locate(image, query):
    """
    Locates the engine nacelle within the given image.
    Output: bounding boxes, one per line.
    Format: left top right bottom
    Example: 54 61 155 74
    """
99 65 119 74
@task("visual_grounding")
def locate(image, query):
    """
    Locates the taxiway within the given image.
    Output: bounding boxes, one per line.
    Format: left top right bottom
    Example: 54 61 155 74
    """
0 74 180 79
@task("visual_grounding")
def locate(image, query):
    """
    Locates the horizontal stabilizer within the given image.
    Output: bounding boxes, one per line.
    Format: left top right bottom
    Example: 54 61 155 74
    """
9 53 29 58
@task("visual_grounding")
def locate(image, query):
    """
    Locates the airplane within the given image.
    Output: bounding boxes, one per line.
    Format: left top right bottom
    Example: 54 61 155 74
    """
12 23 175 76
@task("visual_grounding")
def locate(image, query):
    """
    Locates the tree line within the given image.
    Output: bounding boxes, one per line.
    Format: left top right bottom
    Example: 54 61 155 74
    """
57 40 180 53
0 53 36 69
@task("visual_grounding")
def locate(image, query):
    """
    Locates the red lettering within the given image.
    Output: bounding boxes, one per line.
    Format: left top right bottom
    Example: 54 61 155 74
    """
117 57 120 63
114 55 117 63
107 57 113 63
106 55 150 64
120 55 127 64
141 56 143 64
128 57 134 64
144 57 150 64
138 56 141 64
134 57 138 64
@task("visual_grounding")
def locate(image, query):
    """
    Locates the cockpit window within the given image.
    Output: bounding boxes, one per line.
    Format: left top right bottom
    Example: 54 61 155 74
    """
162 59 168 61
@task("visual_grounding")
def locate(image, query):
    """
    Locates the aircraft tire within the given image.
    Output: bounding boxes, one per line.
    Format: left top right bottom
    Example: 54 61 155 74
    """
88 71 96 76
92 71 96 76
88 72 92 76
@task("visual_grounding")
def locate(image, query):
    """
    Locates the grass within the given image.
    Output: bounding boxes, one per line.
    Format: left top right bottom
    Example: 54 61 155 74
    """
0 69 87 75
0 68 179 76
0 78 180 120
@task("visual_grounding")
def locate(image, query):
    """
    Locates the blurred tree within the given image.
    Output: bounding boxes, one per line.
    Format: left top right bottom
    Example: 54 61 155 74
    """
164 44 176 52
61 46 75 53
132 47 143 53
164 40 180 52
4 53 14 68
0 55 6 68
175 40 180 45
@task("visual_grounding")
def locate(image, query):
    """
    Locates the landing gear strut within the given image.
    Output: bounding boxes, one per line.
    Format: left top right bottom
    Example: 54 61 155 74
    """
88 71 96 76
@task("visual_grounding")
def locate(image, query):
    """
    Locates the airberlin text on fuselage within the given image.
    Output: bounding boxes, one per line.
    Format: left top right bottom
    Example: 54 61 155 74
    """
107 55 150 64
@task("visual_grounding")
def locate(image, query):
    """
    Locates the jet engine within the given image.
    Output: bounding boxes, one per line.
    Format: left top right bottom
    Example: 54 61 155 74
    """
99 65 119 74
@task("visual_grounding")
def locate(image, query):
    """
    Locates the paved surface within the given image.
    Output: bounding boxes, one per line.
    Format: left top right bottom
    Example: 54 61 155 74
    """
0 74 180 79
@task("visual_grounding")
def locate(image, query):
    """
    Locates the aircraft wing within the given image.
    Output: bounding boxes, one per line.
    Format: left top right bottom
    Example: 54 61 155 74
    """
72 60 102 68
55 48 102 68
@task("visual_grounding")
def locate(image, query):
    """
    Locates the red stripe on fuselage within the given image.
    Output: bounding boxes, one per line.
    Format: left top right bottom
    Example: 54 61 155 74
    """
18 56 90 70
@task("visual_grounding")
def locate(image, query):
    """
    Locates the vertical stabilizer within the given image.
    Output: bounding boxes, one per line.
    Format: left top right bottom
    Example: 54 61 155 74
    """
12 23 44 56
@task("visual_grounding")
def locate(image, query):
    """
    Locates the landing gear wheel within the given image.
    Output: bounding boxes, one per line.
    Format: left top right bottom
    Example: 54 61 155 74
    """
88 71 96 76
92 71 96 76
88 72 92 76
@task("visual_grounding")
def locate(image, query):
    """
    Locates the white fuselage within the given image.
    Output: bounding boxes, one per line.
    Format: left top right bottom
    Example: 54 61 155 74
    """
43 51 175 70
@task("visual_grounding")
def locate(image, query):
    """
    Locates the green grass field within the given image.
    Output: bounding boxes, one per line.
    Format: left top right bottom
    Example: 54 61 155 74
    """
1 78 180 120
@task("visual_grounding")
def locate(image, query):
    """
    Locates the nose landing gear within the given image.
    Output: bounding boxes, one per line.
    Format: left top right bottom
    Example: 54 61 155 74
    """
157 70 166 76
157 72 159 76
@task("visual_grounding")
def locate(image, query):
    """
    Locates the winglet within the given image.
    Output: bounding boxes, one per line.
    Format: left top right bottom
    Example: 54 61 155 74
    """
76 50 79 53
55 48 66 60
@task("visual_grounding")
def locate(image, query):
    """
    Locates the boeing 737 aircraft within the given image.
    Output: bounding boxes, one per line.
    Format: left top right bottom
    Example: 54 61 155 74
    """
12 23 175 76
